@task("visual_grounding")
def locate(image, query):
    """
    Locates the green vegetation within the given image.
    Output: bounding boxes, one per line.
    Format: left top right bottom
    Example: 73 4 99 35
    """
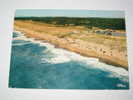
15 17 126 30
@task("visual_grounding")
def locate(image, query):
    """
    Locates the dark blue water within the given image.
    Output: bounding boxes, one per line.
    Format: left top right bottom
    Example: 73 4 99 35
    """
9 31 129 89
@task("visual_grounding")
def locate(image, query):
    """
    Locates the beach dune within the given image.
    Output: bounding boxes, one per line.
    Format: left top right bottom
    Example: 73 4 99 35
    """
14 20 128 70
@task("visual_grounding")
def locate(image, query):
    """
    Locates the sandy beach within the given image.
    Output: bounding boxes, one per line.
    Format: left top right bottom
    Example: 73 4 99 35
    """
14 20 128 70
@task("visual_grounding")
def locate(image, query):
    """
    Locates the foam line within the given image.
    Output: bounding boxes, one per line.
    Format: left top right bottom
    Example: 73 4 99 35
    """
12 31 129 82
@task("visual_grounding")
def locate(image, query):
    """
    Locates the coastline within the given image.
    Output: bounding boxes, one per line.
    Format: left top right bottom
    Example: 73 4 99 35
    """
14 20 128 70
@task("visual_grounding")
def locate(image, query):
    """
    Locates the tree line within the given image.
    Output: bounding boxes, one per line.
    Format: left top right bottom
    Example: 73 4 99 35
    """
15 17 126 30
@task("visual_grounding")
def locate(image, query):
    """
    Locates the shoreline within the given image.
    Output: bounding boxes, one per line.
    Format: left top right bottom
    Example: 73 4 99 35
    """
14 21 128 70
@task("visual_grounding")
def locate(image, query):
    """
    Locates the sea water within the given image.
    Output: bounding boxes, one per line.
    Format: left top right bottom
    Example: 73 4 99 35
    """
9 31 129 89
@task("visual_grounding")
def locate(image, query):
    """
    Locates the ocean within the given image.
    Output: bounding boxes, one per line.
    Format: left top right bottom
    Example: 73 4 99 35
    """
9 31 129 89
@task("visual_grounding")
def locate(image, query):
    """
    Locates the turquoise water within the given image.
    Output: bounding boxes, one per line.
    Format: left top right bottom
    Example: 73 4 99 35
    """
9 31 129 89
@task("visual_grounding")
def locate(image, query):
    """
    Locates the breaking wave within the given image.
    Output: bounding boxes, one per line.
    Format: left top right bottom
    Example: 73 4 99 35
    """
11 31 129 89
